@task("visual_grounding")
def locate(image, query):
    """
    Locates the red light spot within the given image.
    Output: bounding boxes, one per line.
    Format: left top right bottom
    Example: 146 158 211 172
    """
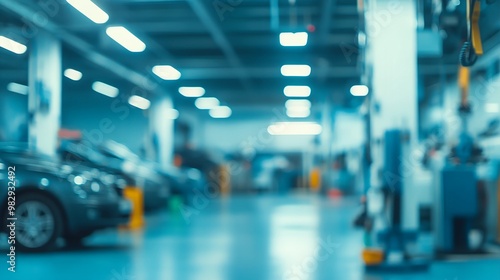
307 24 316 33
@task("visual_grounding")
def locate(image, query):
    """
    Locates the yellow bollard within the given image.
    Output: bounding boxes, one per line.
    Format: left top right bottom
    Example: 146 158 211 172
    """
120 186 145 230
219 165 231 196
309 168 322 192
362 248 384 266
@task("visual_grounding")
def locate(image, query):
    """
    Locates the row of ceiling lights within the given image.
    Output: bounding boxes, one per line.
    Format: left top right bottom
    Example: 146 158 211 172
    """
276 31 371 135
275 32 320 135
0 1 229 119
279 31 314 131
66 1 322 121
66 0 232 119
0 1 370 129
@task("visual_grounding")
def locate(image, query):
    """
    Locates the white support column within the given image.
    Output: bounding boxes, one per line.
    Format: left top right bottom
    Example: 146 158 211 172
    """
366 0 419 229
367 0 418 142
148 96 176 169
28 31 62 156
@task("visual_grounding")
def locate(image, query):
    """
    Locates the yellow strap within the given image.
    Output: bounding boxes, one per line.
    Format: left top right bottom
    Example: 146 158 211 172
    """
471 0 483 55
458 66 470 89
458 66 470 106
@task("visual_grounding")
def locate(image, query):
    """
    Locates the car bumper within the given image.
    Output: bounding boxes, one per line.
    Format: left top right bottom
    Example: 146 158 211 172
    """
66 197 132 235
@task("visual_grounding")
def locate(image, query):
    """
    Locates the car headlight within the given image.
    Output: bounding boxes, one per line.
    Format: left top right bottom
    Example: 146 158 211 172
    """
83 181 101 193
69 173 105 197
100 173 116 185
73 175 87 185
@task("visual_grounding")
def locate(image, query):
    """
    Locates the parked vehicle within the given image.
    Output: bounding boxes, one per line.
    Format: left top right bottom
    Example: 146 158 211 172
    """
98 141 172 211
58 140 132 196
61 140 206 209
0 147 132 251
99 141 205 206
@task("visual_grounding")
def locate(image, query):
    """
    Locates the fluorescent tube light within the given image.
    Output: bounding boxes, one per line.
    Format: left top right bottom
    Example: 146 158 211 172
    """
281 65 311 77
268 122 322 135
195 97 219 110
106 26 146 53
286 108 310 118
284 86 311 97
152 65 181 80
0 36 27 54
350 85 369 96
7 83 29 95
285 99 311 110
66 0 109 24
209 106 232 118
92 81 119 98
64 68 83 81
279 32 308 47
179 87 205 97
128 95 150 110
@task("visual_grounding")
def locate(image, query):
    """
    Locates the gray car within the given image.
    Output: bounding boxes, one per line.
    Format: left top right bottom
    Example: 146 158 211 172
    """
0 149 132 252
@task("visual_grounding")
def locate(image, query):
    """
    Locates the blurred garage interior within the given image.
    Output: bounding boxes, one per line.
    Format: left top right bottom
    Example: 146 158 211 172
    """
1 0 500 279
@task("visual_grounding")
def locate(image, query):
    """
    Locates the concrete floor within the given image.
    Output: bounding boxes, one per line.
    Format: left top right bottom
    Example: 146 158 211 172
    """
1 195 500 280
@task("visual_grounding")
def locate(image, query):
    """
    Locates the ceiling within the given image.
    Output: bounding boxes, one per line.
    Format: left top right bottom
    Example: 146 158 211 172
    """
0 0 499 113
0 0 361 111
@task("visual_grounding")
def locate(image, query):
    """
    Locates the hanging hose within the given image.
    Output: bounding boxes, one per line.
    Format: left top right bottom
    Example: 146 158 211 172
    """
459 0 483 67
460 42 477 67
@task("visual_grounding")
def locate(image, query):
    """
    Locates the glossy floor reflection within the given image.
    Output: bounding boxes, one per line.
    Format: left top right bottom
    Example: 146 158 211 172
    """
2 194 500 280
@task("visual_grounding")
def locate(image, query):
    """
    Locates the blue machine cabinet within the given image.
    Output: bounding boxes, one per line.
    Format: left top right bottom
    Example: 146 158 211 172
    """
440 166 478 252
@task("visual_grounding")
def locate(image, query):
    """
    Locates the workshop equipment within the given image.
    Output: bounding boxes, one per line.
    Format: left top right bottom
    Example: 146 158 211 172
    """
435 65 487 254
438 166 478 252
363 130 430 272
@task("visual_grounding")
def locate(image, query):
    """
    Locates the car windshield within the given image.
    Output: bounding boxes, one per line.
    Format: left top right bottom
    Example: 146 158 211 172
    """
99 140 140 162
60 141 123 170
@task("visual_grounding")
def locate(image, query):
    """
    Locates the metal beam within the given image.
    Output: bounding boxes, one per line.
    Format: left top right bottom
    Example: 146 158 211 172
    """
149 33 356 50
320 0 337 45
1 63 456 83
185 0 253 92
106 6 324 20
270 0 279 31
42 66 361 80
63 18 360 33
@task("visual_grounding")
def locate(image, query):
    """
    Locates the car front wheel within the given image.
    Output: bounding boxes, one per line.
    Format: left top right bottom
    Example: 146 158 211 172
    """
13 194 63 252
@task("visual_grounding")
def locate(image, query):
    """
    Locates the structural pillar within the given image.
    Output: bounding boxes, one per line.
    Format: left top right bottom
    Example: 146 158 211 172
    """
365 0 419 229
28 31 62 156
146 96 175 169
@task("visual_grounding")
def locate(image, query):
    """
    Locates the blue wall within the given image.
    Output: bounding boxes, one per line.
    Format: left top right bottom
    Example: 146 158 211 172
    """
61 91 149 155
0 90 28 142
